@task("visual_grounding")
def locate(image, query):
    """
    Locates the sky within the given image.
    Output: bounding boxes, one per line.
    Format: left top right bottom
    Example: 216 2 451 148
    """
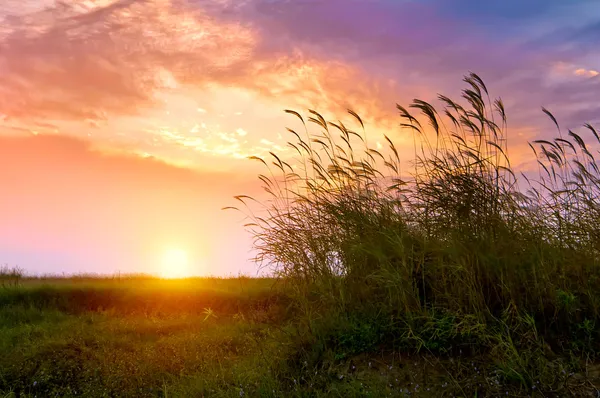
0 0 599 277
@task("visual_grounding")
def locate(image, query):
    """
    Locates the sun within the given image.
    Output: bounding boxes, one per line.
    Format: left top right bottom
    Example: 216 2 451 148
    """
160 248 190 279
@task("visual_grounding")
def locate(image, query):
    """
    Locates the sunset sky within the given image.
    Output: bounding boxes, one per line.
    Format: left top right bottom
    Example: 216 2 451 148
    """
0 0 599 277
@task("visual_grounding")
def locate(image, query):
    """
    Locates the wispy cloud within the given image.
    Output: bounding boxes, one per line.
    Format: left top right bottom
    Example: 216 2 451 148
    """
0 0 257 120
0 0 598 163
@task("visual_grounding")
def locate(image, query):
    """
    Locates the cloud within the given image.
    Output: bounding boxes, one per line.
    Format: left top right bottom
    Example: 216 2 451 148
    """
0 0 598 161
0 0 405 143
575 68 599 77
0 0 257 120
240 0 600 124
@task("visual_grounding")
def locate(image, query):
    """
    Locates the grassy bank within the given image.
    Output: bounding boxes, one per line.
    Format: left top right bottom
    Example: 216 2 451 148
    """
1 275 599 397
0 277 474 397
3 73 600 396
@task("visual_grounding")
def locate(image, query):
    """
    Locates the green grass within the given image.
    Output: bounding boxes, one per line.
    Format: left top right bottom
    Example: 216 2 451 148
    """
3 73 600 396
0 277 479 397
0 277 286 397
2 277 597 397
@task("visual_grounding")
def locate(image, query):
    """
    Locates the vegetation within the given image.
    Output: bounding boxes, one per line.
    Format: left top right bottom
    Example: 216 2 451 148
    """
0 274 292 397
0 266 23 288
231 73 600 396
2 73 600 396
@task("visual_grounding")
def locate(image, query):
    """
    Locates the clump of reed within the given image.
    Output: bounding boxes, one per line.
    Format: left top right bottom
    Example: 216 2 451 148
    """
229 73 600 390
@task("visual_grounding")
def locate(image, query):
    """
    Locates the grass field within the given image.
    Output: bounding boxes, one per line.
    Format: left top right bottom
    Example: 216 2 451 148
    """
0 276 478 397
0 276 292 397
3 74 600 397
5 275 596 398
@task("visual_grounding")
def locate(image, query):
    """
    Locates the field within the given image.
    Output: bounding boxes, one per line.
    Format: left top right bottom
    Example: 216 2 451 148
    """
3 74 600 397
0 276 289 397
0 274 599 397
0 276 467 397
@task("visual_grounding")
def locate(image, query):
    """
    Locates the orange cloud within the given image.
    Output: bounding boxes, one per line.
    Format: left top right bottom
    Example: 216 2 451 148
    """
0 0 415 174
551 62 599 79
575 68 599 77
0 0 256 120
1 0 405 126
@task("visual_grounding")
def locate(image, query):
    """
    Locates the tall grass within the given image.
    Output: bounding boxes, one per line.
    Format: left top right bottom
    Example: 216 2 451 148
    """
230 73 600 390
0 265 23 288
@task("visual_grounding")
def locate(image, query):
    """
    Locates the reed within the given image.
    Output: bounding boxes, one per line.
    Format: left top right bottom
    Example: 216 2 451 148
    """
230 73 600 393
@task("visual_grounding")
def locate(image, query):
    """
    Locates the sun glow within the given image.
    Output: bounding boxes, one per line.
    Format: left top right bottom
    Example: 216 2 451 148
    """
160 248 190 279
